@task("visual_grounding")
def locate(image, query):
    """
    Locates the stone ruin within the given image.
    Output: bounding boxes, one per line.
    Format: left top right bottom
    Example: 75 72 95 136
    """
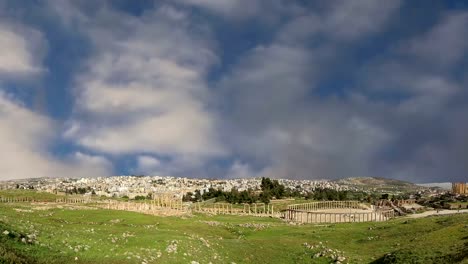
285 201 396 224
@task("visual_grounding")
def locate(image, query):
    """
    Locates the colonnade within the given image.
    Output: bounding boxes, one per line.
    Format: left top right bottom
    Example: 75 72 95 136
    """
393 199 416 206
285 201 396 223
1 196 91 203
55 198 90 203
192 202 278 217
286 209 395 223
0 197 35 203
287 201 362 211
105 199 187 215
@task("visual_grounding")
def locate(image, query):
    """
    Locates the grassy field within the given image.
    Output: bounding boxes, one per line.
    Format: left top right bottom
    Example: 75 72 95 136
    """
0 195 467 263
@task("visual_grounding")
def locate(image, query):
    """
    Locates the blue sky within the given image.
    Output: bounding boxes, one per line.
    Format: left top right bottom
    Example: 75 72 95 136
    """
0 0 467 182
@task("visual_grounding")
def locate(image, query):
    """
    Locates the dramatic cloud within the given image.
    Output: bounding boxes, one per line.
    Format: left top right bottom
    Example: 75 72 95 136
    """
356 11 468 182
403 12 468 68
218 1 401 180
0 18 111 180
1 1 467 182
216 3 466 182
65 5 225 173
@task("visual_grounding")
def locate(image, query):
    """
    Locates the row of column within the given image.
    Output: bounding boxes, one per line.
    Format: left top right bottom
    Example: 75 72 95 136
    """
286 210 395 223
106 200 187 213
152 196 181 207
0 197 95 203
192 203 276 216
0 197 34 203
288 201 360 211
55 198 89 203
394 199 416 206
243 203 275 216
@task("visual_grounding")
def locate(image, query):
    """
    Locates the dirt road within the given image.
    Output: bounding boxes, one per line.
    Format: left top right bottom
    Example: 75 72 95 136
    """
405 209 468 218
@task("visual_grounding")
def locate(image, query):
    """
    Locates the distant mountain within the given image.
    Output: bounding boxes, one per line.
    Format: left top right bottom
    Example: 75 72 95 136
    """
416 182 452 190
333 177 427 192
334 177 415 186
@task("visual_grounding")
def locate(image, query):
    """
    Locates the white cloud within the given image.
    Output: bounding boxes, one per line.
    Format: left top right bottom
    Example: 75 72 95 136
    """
0 16 111 180
174 0 304 22
226 160 254 179
66 5 225 166
404 12 468 68
323 0 401 41
277 0 402 43
1 0 463 183
215 0 408 180
70 152 113 177
0 22 45 77
361 13 466 116
136 155 161 175
349 11 468 182
177 0 245 15
0 92 112 180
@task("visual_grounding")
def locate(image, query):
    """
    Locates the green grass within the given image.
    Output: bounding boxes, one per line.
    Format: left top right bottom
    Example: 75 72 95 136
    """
0 201 467 263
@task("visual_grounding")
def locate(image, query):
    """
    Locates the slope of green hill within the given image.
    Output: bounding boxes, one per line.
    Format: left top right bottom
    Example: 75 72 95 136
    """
334 177 428 193
0 201 467 263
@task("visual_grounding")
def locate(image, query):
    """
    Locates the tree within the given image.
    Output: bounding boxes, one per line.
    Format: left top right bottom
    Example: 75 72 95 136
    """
259 190 271 204
261 177 286 199
182 192 193 202
194 190 202 202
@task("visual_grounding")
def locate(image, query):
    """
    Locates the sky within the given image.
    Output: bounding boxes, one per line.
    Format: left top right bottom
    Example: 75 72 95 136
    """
0 0 467 183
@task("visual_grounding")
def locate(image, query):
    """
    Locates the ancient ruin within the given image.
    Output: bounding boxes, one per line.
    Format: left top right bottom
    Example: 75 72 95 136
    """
452 182 468 194
285 201 395 223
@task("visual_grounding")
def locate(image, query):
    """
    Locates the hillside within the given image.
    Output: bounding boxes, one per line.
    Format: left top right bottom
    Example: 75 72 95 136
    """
334 177 428 193
417 182 452 190
0 200 467 263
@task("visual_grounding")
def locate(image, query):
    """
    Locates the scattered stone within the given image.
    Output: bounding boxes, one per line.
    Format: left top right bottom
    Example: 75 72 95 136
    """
238 223 269 230
304 242 347 263
201 221 221 227
165 240 178 254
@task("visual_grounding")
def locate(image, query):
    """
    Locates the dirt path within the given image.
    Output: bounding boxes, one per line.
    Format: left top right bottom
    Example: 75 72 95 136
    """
405 209 468 218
